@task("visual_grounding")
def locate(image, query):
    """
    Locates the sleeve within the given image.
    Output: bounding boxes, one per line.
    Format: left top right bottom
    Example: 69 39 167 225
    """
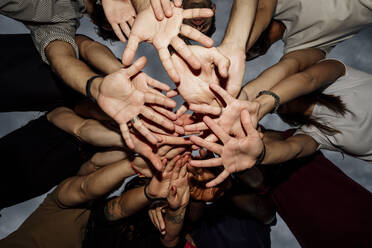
26 21 79 64
294 125 337 152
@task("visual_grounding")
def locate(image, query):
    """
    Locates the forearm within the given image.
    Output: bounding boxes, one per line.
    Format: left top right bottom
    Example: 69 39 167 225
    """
254 59 345 119
222 0 258 50
76 35 123 74
246 0 277 50
47 107 124 147
242 48 326 101
56 159 135 207
161 207 187 247
45 40 102 97
262 135 318 165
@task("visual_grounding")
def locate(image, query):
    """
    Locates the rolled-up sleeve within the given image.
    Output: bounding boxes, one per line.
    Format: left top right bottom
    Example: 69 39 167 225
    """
26 21 79 64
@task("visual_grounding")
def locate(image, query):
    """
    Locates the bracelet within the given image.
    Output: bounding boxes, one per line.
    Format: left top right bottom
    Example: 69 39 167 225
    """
130 162 144 177
256 90 280 113
86 75 104 103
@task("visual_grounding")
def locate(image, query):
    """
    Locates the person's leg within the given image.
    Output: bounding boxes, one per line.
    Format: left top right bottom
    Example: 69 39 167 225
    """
270 152 372 248
0 115 93 209
0 34 81 112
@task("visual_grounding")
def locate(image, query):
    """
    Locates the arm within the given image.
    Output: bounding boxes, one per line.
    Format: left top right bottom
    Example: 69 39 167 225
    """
47 107 124 147
246 0 277 50
262 134 319 164
254 59 346 119
56 156 135 207
217 0 259 97
76 35 123 74
240 48 326 101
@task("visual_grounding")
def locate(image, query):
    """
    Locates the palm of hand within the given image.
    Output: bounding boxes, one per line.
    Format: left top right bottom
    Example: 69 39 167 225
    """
221 134 263 173
103 0 135 24
151 169 174 199
172 47 220 105
98 71 144 125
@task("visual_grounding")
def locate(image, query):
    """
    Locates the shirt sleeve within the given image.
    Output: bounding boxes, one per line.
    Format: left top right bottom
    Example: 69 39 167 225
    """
26 21 79 64
294 126 337 152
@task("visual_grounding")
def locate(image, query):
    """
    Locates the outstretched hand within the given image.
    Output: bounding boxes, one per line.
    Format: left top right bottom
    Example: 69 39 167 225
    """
190 110 264 187
122 4 214 82
150 0 182 20
171 45 230 108
101 0 136 42
97 56 177 150
186 84 260 141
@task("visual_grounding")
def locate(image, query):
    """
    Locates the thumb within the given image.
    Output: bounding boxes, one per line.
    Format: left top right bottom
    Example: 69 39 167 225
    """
125 56 147 77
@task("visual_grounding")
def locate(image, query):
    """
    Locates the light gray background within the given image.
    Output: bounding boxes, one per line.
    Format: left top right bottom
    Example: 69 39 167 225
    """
1 1 372 247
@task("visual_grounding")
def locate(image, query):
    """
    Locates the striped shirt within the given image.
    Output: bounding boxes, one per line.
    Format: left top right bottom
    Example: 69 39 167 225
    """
0 0 86 63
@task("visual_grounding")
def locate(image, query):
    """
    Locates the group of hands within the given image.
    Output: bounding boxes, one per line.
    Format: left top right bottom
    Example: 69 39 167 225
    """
94 0 265 194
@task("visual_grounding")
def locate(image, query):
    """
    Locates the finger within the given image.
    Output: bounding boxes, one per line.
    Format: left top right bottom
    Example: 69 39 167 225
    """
150 0 164 20
211 49 230 78
159 135 192 145
180 163 188 178
176 104 188 118
142 106 175 131
189 103 222 115
146 151 163 171
170 37 201 70
161 0 172 17
149 210 158 230
182 8 214 19
142 120 169 135
122 35 141 65
190 157 222 168
180 24 213 48
189 136 222 154
151 105 177 121
174 0 182 7
206 170 230 188
120 22 131 39
120 123 134 149
184 121 208 132
158 46 180 82
128 17 135 27
241 109 255 136
203 116 231 144
166 90 178 98
156 207 166 232
133 119 161 144
172 158 183 179
209 84 234 105
146 76 171 91
112 23 127 43
157 145 173 156
144 92 177 109
205 133 218 143
174 124 185 135
164 147 186 160
166 155 181 173
125 56 147 77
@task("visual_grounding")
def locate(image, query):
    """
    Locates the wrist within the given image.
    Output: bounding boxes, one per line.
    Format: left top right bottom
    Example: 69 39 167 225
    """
86 75 103 102
253 94 276 119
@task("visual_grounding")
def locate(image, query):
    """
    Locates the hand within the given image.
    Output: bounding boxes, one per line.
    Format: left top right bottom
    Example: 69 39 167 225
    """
122 4 214 82
148 155 187 198
148 203 167 235
188 166 225 202
150 0 182 20
167 157 190 210
172 45 229 106
97 56 177 149
217 43 246 98
101 0 136 42
190 110 264 187
186 84 260 141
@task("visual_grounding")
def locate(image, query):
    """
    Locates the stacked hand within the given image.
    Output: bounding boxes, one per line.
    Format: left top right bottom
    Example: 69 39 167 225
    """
122 3 214 82
190 110 264 187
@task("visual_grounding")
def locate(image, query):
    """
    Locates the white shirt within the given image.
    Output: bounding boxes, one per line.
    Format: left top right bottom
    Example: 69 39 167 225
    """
274 0 372 54
295 66 372 163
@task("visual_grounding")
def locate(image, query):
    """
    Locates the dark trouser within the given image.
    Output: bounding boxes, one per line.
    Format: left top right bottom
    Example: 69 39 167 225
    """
0 34 81 112
270 151 372 247
0 115 93 209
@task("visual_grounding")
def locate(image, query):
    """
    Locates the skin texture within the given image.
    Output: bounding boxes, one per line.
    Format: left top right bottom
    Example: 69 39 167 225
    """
122 3 214 82
190 110 264 187
150 0 183 20
182 0 216 35
101 0 136 42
